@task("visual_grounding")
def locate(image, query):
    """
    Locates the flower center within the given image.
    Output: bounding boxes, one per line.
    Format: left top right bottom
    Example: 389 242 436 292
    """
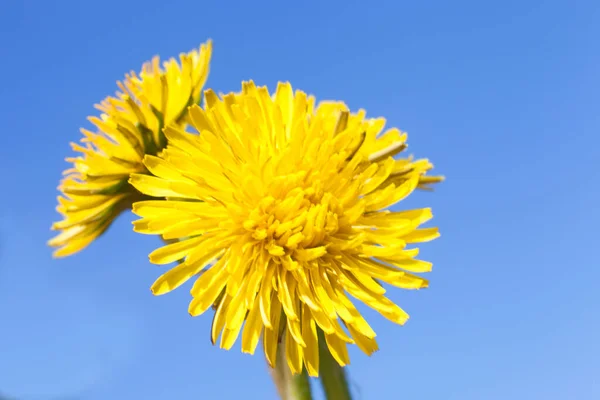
241 174 343 261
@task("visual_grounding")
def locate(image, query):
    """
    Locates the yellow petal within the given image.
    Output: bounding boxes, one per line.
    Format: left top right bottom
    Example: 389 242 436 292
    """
403 227 440 243
211 294 231 345
148 236 207 265
129 174 195 199
222 279 250 349
308 269 337 319
277 271 299 321
347 324 379 356
286 314 306 348
263 294 283 368
324 332 350 367
301 304 319 377
151 260 202 296
188 259 230 316
259 265 276 329
285 325 303 374
241 297 263 355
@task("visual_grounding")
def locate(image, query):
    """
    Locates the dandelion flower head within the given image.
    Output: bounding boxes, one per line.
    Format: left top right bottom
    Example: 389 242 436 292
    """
130 81 442 376
49 41 212 257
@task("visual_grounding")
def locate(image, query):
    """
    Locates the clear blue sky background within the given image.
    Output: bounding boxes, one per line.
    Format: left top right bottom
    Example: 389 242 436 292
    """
0 0 598 399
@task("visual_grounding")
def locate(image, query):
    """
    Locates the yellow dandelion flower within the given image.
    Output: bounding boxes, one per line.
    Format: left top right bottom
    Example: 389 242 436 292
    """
130 81 443 376
49 41 213 257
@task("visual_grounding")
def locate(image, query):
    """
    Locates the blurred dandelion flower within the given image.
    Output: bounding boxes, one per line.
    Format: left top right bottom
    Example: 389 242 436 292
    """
130 81 443 376
49 41 213 257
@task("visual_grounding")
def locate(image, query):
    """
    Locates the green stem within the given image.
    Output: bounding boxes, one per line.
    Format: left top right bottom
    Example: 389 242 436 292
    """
318 328 353 400
270 335 313 400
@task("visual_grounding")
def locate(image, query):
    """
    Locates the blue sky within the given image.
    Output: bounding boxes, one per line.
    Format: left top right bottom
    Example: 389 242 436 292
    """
1 0 599 399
